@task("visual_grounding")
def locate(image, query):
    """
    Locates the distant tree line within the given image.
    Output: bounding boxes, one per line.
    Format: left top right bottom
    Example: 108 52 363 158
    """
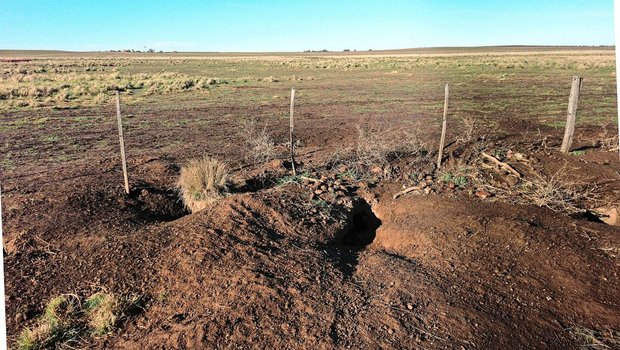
303 49 368 53
107 49 172 53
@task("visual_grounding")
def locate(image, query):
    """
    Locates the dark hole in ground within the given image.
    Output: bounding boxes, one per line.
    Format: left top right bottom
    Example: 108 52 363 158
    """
126 181 188 222
325 199 382 280
342 207 381 247
236 172 283 193
572 210 606 224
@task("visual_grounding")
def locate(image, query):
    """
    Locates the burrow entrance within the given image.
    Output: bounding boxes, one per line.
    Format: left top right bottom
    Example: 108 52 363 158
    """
327 199 382 279
125 181 189 222
340 201 382 247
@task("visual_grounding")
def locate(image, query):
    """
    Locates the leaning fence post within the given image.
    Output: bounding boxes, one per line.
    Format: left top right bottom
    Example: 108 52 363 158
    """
437 83 449 169
289 88 296 176
560 76 583 153
115 91 130 194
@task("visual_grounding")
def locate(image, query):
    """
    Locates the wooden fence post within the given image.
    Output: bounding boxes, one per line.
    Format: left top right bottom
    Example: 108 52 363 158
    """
115 91 130 194
560 76 583 153
437 83 449 169
289 88 296 176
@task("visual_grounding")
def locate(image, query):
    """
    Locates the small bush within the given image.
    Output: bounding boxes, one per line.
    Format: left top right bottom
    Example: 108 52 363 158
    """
441 173 468 187
490 166 598 214
240 117 276 165
177 156 229 212
518 171 591 214
355 124 426 179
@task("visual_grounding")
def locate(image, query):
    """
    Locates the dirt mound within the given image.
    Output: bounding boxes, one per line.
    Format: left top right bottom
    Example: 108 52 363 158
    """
369 193 620 348
96 187 619 349
109 192 373 349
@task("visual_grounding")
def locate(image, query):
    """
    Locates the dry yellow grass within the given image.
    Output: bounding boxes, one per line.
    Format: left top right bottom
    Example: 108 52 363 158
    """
177 156 229 212
16 295 80 350
84 292 121 336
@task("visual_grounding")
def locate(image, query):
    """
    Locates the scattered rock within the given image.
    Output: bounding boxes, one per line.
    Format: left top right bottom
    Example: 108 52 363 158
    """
505 176 519 187
267 159 284 170
475 190 492 199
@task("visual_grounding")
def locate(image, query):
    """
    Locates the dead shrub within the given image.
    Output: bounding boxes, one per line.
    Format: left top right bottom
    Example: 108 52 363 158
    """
598 123 619 151
491 166 597 214
457 115 476 143
240 117 276 165
355 123 426 179
177 156 229 212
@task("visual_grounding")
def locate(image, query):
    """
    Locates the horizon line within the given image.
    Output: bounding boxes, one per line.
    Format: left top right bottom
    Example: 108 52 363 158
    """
0 44 615 55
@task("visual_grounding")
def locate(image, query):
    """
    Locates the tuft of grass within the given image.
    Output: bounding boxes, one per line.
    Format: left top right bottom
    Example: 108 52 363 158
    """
276 172 310 186
43 135 60 143
16 292 144 349
16 323 53 350
17 295 81 350
84 292 120 336
177 155 229 212
569 326 620 349
569 150 586 156
545 121 566 128
336 170 361 182
312 198 330 209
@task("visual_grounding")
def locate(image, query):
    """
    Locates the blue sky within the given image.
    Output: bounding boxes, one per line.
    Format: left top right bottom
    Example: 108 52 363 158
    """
0 0 615 52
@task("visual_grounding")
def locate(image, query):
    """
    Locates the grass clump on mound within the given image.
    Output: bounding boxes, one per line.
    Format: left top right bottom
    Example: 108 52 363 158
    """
16 292 142 349
84 292 121 336
17 295 81 350
177 155 229 212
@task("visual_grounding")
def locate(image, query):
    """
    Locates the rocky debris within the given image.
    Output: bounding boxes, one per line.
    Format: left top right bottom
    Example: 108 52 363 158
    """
393 174 436 199
301 175 357 203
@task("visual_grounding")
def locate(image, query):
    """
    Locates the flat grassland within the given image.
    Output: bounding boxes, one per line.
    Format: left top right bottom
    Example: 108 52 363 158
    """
2 47 620 349
0 47 616 173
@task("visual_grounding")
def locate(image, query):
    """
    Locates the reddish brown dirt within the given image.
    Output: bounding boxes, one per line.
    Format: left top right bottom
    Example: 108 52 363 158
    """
2 101 620 349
